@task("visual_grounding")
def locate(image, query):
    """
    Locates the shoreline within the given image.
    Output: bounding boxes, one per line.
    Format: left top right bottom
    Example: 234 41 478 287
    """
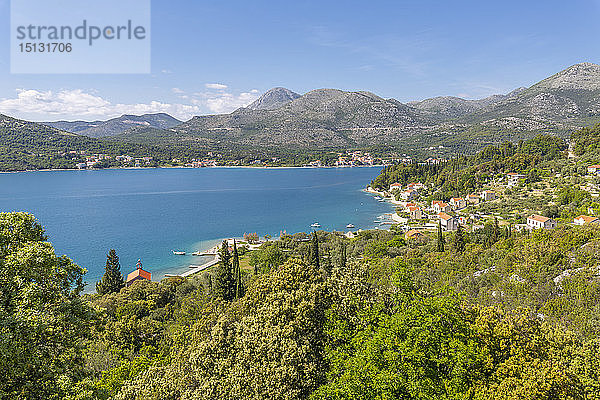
0 164 388 175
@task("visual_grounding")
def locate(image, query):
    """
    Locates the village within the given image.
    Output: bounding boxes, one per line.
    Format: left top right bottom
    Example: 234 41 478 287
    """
366 164 600 241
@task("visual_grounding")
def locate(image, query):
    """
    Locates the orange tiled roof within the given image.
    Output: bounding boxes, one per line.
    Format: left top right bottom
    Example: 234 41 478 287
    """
528 214 550 223
405 229 423 238
127 268 151 282
438 212 452 221
575 215 599 223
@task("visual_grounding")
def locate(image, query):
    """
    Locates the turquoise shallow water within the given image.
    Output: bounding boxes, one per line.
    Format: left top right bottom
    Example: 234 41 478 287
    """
0 167 394 288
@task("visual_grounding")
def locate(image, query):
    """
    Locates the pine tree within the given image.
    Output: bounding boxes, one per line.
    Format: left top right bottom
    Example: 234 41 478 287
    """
454 224 465 253
214 240 235 300
437 221 445 252
232 240 244 299
96 249 125 295
310 233 320 267
338 240 347 269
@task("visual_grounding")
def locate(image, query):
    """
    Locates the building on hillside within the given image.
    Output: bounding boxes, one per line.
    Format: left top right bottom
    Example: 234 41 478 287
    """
450 197 466 209
126 259 152 287
527 215 557 230
466 194 480 205
405 229 424 240
507 172 526 186
389 183 403 191
401 189 418 201
345 231 357 239
481 190 496 201
408 206 422 220
407 182 424 190
574 215 600 225
438 212 459 231
433 201 451 213
588 165 600 175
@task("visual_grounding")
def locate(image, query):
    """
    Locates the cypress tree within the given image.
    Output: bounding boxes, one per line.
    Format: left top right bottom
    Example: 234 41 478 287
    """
338 240 347 269
96 249 125 295
232 240 244 299
310 233 320 268
454 224 465 253
437 221 445 252
214 240 235 300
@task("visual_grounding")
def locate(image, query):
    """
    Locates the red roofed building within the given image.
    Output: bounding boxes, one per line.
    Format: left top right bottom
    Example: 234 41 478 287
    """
527 215 557 230
574 215 600 225
126 259 152 287
438 212 459 231
588 165 600 175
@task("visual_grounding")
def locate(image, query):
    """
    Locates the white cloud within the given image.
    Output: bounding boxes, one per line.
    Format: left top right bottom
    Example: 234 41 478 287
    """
0 87 262 121
205 83 228 90
200 90 260 113
0 89 202 121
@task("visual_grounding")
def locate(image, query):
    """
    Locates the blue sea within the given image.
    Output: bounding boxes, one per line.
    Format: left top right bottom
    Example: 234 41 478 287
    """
0 167 393 288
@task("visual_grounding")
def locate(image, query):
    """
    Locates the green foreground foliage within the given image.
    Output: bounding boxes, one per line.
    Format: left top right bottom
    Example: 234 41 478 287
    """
2 211 600 399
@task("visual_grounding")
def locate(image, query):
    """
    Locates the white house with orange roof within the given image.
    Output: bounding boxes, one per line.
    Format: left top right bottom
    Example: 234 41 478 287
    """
438 212 459 231
574 215 600 225
408 206 422 220
527 214 557 230
389 182 403 191
450 197 466 209
588 165 600 175
401 189 418 201
507 172 526 186
465 194 480 205
433 201 451 213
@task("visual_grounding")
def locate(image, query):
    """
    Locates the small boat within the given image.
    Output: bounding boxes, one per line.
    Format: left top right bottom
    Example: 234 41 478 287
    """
311 222 321 228
378 199 385 202
172 250 186 255
374 196 381 200
346 224 355 229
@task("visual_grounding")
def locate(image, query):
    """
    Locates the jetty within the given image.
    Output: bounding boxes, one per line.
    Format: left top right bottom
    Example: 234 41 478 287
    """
165 254 220 278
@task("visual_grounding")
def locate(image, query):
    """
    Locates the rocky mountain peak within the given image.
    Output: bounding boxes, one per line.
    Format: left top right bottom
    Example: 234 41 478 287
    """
533 62 600 90
246 87 301 110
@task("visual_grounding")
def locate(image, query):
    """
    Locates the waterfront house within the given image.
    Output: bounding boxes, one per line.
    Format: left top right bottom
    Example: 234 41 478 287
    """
527 215 557 230
481 191 496 201
574 215 600 225
438 212 459 231
588 165 600 175
389 182 403 191
126 259 152 287
408 206 422 220
450 197 466 209
345 231 357 239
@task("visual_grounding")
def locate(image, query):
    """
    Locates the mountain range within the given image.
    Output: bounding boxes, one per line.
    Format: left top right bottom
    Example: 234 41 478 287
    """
44 113 181 138
9 62 600 159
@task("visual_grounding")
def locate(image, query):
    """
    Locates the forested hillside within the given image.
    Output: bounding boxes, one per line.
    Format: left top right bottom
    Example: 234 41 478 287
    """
3 206 600 399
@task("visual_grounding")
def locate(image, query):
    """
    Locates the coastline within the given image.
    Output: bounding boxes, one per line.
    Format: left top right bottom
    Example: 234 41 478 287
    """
0 164 388 175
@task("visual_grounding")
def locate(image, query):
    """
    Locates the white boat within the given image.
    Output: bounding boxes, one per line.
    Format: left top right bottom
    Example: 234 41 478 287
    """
311 222 321 228
172 250 186 255
374 196 381 200
346 224 355 229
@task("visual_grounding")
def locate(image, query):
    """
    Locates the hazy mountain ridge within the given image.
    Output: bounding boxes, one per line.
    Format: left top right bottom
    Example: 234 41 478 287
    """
10 62 600 156
44 113 182 138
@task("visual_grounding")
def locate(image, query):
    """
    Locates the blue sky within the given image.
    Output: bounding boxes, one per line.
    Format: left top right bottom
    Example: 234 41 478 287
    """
0 0 599 121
